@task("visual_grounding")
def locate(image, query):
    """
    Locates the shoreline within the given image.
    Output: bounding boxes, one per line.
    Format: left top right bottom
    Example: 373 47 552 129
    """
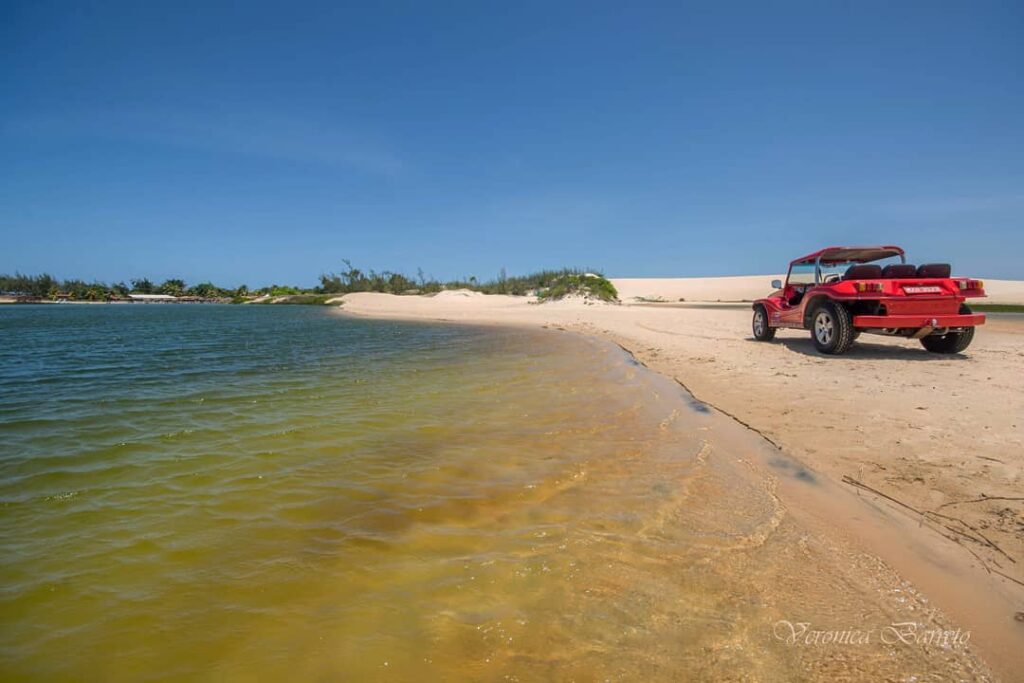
336 291 1024 679
604 328 1023 679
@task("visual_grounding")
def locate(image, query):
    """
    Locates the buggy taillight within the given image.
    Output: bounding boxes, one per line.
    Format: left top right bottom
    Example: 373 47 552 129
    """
854 282 883 293
958 279 984 291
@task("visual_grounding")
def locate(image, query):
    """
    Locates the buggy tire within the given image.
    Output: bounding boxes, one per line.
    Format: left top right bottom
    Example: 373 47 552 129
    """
752 304 776 341
920 305 976 354
810 301 855 355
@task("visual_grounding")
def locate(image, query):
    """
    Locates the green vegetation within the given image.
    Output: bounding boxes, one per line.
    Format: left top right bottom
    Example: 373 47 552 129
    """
0 273 258 301
536 273 619 302
1 273 269 302
263 285 303 296
319 261 420 295
2 264 615 304
317 262 610 299
971 303 1024 313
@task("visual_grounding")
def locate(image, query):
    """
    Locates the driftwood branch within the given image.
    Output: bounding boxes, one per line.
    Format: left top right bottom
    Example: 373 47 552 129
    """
937 495 1024 510
842 475 922 514
841 475 1022 586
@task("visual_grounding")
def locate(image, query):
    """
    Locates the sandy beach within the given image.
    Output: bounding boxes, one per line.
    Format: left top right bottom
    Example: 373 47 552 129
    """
338 277 1024 679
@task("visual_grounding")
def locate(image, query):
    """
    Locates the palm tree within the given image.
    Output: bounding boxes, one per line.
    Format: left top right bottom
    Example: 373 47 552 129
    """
159 279 186 297
131 278 155 294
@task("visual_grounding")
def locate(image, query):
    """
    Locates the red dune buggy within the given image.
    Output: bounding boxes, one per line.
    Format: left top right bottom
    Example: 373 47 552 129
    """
752 246 986 355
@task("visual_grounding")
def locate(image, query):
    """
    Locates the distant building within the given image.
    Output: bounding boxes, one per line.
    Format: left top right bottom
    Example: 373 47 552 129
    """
128 294 177 302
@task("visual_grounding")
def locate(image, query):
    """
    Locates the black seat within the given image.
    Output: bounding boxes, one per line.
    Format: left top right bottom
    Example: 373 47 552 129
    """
881 264 917 278
916 263 951 278
843 264 883 280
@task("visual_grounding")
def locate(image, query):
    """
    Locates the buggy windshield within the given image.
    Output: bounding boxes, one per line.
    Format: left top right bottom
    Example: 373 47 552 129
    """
788 254 904 286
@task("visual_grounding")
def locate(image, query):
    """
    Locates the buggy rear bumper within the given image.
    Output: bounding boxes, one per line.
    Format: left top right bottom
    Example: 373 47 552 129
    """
852 313 986 329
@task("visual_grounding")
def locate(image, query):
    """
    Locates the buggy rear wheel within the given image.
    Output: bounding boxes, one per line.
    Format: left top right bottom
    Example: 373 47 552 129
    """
920 304 976 354
810 301 855 355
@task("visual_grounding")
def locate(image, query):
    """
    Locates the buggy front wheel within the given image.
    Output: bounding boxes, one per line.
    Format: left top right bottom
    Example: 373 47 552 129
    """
752 304 776 341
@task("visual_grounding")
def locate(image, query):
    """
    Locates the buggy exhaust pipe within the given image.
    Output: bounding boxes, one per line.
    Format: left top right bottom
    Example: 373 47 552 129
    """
911 319 939 339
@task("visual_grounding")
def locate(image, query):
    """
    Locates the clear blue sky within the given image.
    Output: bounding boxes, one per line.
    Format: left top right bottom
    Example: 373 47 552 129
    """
2 1 1022 286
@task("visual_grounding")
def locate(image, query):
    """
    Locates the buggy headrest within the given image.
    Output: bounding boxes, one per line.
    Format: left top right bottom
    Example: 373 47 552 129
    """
843 264 883 280
916 263 951 278
880 264 917 279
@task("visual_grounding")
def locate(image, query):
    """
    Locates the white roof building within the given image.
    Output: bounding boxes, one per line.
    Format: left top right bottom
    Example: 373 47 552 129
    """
128 294 177 301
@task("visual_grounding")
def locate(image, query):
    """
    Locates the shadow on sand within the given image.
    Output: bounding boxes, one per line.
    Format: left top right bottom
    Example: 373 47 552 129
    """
746 335 970 361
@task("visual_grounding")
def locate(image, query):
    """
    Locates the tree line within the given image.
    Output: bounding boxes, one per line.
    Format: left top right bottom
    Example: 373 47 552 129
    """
1 264 614 302
317 260 594 296
0 273 249 300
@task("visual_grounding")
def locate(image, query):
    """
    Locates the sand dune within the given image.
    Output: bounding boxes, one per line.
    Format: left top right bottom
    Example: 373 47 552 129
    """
612 275 783 302
338 277 1024 678
611 275 1024 304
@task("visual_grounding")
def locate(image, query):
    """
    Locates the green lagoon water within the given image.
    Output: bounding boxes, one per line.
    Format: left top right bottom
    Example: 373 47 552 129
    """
0 305 987 681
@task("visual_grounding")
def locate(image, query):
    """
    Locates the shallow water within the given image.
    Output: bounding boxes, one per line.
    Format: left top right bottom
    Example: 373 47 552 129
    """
0 305 987 680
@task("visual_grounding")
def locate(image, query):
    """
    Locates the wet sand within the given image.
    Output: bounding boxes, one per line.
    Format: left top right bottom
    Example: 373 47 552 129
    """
338 286 1024 680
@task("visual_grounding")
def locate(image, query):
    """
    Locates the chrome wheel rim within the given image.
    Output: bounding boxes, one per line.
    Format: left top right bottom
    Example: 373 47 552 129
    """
814 311 834 345
753 310 765 336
